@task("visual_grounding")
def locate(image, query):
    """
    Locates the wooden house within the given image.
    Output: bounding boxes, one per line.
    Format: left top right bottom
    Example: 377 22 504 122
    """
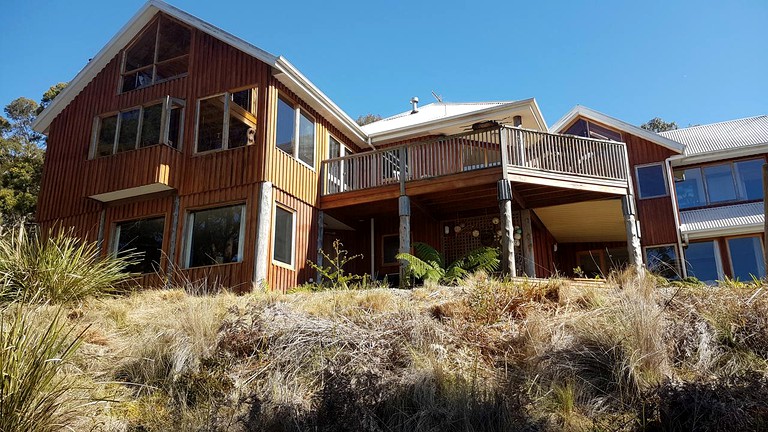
31 1 765 291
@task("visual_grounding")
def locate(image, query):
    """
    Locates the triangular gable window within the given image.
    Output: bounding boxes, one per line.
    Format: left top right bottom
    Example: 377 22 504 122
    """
121 15 191 93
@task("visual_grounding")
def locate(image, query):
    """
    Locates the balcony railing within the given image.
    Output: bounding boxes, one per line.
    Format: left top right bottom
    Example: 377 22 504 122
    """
321 126 629 196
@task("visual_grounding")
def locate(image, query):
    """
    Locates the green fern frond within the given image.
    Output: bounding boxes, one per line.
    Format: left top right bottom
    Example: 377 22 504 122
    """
395 252 444 283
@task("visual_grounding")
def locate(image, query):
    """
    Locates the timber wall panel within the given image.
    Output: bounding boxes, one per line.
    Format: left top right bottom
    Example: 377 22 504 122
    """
268 187 319 292
532 213 557 278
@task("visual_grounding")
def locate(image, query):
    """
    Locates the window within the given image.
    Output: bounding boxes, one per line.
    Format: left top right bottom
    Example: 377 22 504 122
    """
92 97 185 157
563 118 622 142
121 16 190 92
114 217 165 274
275 95 315 168
185 205 245 268
645 245 680 280
195 89 257 153
674 158 765 209
635 163 668 199
382 235 399 265
727 236 765 281
327 135 353 193
272 205 295 266
684 241 722 283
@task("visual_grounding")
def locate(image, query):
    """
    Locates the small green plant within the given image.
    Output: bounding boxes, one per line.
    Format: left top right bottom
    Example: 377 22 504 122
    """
307 239 363 290
0 302 88 431
396 242 500 286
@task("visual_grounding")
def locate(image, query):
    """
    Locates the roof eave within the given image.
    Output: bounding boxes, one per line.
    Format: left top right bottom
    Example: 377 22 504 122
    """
550 105 686 153
670 141 768 166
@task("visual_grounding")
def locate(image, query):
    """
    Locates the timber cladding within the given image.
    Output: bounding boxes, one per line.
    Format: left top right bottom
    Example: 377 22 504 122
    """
37 11 358 293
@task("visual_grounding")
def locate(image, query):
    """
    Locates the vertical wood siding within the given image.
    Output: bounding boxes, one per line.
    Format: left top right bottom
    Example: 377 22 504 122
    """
267 187 319 291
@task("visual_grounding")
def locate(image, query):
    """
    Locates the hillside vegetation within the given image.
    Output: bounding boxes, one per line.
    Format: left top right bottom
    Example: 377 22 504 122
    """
1 231 767 431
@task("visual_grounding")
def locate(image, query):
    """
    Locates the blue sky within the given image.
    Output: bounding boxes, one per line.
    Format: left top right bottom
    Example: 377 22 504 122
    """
1 0 766 128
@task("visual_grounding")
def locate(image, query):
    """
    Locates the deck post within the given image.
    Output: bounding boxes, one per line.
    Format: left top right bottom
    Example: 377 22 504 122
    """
399 195 411 288
498 180 516 277
165 195 180 288
253 181 273 290
96 206 106 251
316 210 324 284
621 195 643 273
521 209 536 277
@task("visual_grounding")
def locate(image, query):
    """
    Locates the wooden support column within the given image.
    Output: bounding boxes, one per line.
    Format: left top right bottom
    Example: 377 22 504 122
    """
622 195 643 272
498 180 516 277
399 195 411 288
498 127 516 277
164 195 180 289
521 209 536 277
253 181 273 289
96 206 106 251
316 211 324 283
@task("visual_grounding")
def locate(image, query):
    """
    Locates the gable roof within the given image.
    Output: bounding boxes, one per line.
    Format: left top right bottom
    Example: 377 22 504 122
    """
550 105 685 153
31 0 368 147
362 98 548 144
659 115 768 157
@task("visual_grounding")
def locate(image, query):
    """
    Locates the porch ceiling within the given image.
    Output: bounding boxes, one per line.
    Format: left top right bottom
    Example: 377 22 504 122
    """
533 199 626 243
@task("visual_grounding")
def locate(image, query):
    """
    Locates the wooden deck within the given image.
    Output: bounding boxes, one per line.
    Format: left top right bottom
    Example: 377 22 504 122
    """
320 126 631 210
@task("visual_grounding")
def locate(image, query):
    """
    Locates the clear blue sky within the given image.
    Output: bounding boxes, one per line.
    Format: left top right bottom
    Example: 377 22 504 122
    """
1 0 766 128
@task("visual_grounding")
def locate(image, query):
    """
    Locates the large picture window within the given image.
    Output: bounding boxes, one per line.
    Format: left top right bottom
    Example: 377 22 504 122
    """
114 217 165 274
727 236 765 281
195 89 257 153
272 205 295 266
635 163 668 199
684 241 722 283
93 97 184 157
275 95 315 168
121 15 191 92
674 158 764 209
185 205 245 268
645 245 680 280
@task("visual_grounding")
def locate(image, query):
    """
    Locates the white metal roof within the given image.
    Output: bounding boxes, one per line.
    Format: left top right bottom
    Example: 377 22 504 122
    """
31 0 368 147
549 105 686 153
659 115 768 157
362 101 514 135
680 201 764 239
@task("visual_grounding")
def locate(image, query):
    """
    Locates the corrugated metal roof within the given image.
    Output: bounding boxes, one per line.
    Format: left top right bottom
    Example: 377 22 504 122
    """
361 101 515 135
679 201 764 235
659 115 768 156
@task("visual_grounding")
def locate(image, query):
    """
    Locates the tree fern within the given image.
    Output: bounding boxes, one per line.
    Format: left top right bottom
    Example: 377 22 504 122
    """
397 243 500 286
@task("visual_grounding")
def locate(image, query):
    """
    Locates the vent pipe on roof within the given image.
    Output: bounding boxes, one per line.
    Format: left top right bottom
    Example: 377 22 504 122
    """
410 96 419 114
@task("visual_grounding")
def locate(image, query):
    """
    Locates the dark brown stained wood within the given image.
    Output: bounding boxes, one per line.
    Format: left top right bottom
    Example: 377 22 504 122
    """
557 241 627 277
267 187 319 292
84 145 183 198
372 205 441 277
531 213 557 278
38 212 101 241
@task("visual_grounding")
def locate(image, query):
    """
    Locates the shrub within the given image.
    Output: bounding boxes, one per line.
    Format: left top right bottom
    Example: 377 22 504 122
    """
0 302 87 431
0 227 136 303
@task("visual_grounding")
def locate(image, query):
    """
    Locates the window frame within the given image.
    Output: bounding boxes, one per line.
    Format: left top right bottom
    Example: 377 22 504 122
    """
183 203 246 269
271 203 297 269
674 157 765 209
327 134 353 192
119 15 191 94
643 244 681 279
635 162 669 199
725 234 766 281
275 94 316 171
90 97 185 158
111 215 167 275
194 88 258 154
381 234 400 266
683 240 724 283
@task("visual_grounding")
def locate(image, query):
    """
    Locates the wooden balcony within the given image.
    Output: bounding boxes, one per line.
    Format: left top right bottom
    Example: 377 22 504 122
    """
84 144 183 202
320 126 630 210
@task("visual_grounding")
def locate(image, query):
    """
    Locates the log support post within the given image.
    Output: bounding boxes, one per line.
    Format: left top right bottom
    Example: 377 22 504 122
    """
164 195 180 288
521 209 536 277
253 181 273 290
398 195 411 288
498 179 516 277
622 194 643 274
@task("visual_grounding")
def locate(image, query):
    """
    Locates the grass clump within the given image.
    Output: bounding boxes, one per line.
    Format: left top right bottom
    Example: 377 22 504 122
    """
0 227 136 303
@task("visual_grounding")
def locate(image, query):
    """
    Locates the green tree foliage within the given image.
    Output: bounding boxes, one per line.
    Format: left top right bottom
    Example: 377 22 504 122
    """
640 117 678 133
355 113 382 126
0 83 66 224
